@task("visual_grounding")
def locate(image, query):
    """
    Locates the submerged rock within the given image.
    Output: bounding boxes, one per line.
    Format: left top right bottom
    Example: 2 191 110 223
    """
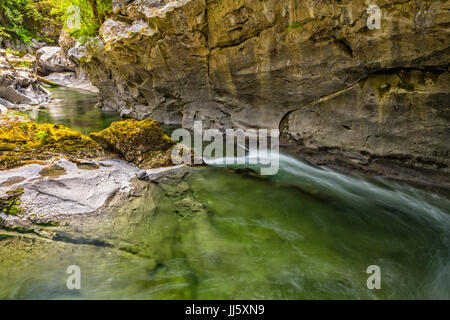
89 118 177 169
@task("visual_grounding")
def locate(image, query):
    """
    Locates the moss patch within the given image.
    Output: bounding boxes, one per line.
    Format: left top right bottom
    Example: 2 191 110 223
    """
5 48 26 58
0 188 24 216
0 117 180 171
90 119 176 169
10 59 33 69
0 116 104 170
288 22 304 31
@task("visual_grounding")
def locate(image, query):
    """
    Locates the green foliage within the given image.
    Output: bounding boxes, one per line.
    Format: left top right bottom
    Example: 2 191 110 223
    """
0 0 46 42
287 21 303 31
5 47 26 57
0 0 111 43
51 0 112 38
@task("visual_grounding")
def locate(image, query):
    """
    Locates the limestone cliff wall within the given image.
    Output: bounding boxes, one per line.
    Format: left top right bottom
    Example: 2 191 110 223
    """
71 0 450 172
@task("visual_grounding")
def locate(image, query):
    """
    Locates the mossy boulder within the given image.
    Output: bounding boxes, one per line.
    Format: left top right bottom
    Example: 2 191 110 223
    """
0 117 180 171
0 116 103 170
89 119 177 169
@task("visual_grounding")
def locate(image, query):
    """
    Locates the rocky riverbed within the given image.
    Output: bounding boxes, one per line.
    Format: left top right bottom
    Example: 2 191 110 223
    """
0 49 50 112
0 0 449 300
0 115 189 230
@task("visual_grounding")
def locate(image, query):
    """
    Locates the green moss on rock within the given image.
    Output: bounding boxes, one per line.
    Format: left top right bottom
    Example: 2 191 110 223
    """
0 116 179 171
0 188 24 216
0 116 104 169
89 119 177 169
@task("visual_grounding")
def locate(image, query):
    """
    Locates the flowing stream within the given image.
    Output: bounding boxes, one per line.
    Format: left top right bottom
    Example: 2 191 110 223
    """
0 87 449 299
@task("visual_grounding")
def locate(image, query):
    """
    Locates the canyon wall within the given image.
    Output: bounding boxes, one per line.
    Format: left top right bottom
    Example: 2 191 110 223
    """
72 0 450 173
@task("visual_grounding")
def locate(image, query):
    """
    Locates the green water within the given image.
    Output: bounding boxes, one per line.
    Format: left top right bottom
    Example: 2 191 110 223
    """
0 89 449 299
1 158 449 299
16 86 122 135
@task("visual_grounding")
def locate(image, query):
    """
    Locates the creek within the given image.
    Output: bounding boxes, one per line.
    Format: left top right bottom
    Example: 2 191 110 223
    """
0 87 449 299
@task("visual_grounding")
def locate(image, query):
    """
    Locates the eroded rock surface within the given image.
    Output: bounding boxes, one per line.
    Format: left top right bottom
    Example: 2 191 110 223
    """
0 159 138 220
283 70 450 173
0 49 49 109
72 0 449 175
36 46 76 74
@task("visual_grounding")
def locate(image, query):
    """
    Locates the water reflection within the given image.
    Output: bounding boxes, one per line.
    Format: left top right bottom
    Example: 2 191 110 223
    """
25 87 122 135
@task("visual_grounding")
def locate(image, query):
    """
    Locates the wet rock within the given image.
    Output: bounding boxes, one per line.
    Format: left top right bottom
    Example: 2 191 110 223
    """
0 159 139 219
36 46 76 74
136 170 148 180
138 165 189 182
0 159 190 224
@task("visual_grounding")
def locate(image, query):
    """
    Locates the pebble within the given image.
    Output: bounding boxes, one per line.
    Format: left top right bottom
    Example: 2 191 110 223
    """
136 170 148 181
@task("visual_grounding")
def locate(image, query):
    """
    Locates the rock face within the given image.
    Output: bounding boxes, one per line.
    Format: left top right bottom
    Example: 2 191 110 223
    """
283 70 450 173
35 35 97 91
36 46 76 74
0 49 49 109
73 0 450 174
0 38 47 54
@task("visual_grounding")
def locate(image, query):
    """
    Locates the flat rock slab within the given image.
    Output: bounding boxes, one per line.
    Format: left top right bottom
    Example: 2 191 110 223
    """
0 159 139 220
